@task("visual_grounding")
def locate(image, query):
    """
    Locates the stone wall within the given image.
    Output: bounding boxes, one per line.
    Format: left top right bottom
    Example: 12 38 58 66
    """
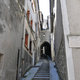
54 0 68 80
40 30 51 45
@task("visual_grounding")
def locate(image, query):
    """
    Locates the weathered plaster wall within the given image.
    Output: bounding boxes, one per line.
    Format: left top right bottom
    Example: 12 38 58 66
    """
0 0 24 80
66 0 80 35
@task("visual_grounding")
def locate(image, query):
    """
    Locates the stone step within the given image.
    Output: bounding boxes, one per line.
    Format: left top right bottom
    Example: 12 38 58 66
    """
34 75 50 77
33 76 49 78
32 60 50 80
32 78 49 80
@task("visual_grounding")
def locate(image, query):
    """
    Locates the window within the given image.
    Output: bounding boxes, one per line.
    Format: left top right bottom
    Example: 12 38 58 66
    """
30 19 33 27
25 31 28 47
27 10 30 21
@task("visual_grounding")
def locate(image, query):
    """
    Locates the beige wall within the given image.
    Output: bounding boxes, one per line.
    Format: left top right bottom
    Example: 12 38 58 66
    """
66 0 80 80
66 0 80 35
72 49 80 80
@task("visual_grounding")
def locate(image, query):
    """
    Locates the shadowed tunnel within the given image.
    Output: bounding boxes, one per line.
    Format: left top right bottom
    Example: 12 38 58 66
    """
40 42 51 58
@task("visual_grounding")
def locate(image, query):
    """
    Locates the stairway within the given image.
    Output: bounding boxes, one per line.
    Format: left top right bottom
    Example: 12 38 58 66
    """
22 59 60 80
32 59 50 80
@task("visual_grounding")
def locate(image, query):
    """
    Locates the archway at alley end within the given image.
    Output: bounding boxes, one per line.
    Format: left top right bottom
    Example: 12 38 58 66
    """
40 42 51 59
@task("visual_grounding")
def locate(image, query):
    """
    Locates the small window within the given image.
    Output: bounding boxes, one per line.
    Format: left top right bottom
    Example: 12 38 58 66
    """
25 31 28 47
27 10 30 21
30 19 33 27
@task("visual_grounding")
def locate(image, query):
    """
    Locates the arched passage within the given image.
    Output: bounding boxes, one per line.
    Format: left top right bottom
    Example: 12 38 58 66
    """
40 42 51 59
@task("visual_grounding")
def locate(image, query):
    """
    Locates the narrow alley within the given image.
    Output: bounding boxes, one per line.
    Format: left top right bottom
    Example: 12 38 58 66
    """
0 0 80 80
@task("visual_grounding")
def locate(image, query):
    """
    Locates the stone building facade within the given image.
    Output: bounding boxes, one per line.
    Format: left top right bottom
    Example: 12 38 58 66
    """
0 0 24 80
54 0 80 80
39 17 52 58
0 0 40 80
54 0 68 80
